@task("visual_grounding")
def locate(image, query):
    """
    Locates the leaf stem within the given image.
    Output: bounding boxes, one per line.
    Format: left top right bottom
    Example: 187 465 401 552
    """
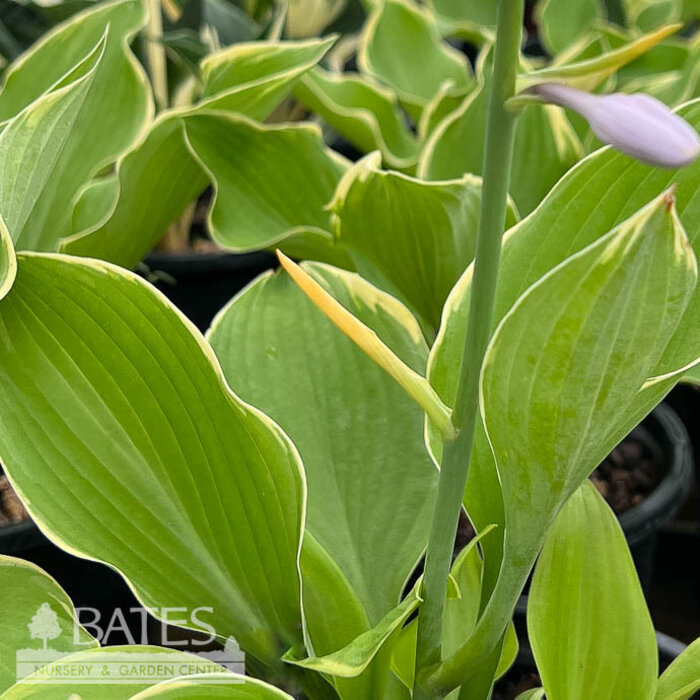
146 0 168 111
413 1 524 697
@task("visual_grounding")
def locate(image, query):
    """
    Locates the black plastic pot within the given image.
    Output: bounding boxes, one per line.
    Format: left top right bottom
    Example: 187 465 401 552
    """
141 250 275 332
619 404 694 589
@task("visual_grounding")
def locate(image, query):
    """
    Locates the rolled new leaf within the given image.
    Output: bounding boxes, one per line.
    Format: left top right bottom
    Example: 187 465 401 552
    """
528 82 700 168
277 252 455 439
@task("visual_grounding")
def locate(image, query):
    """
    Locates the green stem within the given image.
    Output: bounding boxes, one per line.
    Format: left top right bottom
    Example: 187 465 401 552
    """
146 0 168 111
412 1 524 698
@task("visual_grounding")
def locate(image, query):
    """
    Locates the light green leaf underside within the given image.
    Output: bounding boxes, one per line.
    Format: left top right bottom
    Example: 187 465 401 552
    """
183 113 350 266
131 673 294 699
536 0 605 55
283 588 420 677
0 0 150 254
420 75 582 215
331 152 518 332
62 38 333 268
0 215 16 301
450 193 696 683
656 638 700 700
514 691 545 700
1 647 226 700
294 68 420 170
207 263 435 627
0 555 97 695
0 0 149 123
359 0 471 116
0 254 305 667
528 482 657 700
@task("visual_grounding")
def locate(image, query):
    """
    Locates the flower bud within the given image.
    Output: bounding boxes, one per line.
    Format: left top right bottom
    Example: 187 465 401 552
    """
528 82 700 169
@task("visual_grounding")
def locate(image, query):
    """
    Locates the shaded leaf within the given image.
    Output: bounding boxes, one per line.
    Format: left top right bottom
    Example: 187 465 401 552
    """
536 0 605 55
183 113 350 265
294 67 420 170
330 152 518 331
359 0 470 117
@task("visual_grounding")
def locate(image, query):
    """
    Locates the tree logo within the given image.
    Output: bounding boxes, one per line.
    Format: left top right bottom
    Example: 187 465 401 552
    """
28 603 61 650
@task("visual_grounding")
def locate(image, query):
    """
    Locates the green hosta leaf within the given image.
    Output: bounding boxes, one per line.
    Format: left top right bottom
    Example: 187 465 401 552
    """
514 691 545 700
418 79 471 141
0 35 107 252
330 152 518 332
536 0 605 55
656 638 700 700
2 647 228 700
0 0 149 124
183 113 350 265
518 23 681 92
0 555 97 694
294 68 420 170
528 482 657 700
0 0 150 254
359 0 471 118
208 263 435 624
433 192 696 690
199 37 336 118
208 263 436 698
62 115 207 268
283 587 421 678
420 75 581 214
426 0 497 28
63 38 334 268
130 673 295 699
0 254 305 667
0 214 16 301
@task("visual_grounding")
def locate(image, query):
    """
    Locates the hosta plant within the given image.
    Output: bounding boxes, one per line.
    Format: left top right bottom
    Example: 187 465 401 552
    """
3 1 700 700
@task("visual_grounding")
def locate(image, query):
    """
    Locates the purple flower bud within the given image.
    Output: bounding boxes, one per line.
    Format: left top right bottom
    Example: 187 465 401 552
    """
528 82 700 169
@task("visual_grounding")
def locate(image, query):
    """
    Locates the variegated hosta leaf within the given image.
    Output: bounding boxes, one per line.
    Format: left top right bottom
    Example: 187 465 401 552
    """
0 0 150 124
0 0 150 255
518 23 681 92
0 555 97 694
183 114 350 267
432 192 696 690
329 152 518 333
426 0 498 29
528 482 657 700
0 215 16 302
1 647 229 700
420 61 582 215
63 38 334 269
430 100 700 420
536 0 605 56
129 672 295 699
207 264 437 698
0 254 305 667
294 68 420 171
359 0 471 119
655 638 700 700
199 37 336 118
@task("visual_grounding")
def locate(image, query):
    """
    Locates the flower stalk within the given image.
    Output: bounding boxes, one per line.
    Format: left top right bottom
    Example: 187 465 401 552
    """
412 0 525 697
